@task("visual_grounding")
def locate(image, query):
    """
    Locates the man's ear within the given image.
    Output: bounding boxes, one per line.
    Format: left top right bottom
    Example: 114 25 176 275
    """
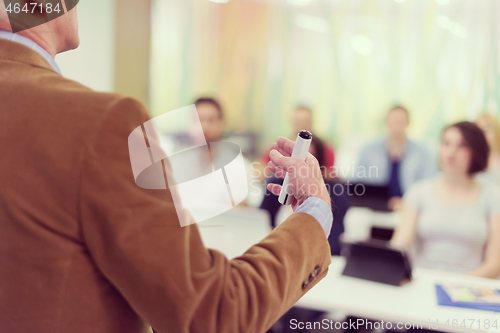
3 0 77 32
0 0 12 31
0 0 6 17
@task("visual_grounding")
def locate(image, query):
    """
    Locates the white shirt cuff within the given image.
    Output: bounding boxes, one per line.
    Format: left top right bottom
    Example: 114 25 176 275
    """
295 197 333 238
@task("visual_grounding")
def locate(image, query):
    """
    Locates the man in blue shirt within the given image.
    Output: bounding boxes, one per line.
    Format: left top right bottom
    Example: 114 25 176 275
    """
356 106 436 210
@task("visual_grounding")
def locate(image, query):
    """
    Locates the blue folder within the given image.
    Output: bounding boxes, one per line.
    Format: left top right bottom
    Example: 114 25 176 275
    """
435 285 500 313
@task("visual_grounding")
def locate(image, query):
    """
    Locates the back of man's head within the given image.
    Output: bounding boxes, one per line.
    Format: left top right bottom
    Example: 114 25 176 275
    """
0 1 80 56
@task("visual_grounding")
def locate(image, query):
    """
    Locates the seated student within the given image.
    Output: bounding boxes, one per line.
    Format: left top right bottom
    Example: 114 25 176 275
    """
476 114 500 185
260 136 348 256
392 122 500 278
167 97 260 207
260 105 335 178
356 106 436 210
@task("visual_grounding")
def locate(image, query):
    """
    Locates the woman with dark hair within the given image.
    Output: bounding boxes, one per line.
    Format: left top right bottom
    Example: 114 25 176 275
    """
476 114 500 185
392 122 500 278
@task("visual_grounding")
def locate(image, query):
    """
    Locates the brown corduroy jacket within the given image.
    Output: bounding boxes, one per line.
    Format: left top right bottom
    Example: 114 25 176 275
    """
0 39 331 333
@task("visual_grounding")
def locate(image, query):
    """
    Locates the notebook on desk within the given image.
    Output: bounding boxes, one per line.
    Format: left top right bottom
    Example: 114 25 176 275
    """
435 284 500 312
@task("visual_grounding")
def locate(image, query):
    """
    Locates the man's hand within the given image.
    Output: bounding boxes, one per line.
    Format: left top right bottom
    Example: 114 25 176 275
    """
388 196 403 211
266 137 332 211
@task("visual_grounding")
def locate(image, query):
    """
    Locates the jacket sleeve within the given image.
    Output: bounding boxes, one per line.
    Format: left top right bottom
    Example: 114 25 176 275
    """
78 97 332 333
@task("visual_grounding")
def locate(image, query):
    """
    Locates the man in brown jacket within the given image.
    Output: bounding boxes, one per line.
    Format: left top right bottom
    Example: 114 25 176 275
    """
0 3 333 333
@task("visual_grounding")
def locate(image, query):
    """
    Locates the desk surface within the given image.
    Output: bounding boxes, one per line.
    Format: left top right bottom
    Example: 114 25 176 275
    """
199 209 500 333
197 207 271 259
343 208 399 241
297 257 500 333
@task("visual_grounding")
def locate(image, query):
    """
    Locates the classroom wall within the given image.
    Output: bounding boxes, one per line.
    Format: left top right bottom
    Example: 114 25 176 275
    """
149 0 500 150
113 0 152 106
56 0 115 92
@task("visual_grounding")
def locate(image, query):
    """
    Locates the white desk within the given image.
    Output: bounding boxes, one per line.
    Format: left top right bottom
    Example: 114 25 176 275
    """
298 257 500 333
343 207 399 241
371 210 399 228
197 207 271 259
199 210 500 332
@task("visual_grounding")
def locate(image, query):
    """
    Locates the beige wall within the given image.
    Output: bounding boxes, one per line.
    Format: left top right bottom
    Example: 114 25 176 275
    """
56 0 152 108
56 0 115 92
114 0 152 107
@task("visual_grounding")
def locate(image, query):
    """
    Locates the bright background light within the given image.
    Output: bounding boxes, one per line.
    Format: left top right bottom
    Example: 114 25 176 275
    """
288 0 312 6
351 34 373 56
437 15 468 38
151 0 500 148
294 14 330 33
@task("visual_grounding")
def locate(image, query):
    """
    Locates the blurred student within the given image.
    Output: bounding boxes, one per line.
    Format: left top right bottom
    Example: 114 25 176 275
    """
261 105 335 178
195 97 226 144
261 136 348 256
170 97 260 207
475 114 500 185
356 106 435 210
392 122 500 279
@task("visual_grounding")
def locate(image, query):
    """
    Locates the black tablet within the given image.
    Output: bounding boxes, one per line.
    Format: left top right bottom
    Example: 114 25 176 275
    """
347 184 391 212
341 239 412 286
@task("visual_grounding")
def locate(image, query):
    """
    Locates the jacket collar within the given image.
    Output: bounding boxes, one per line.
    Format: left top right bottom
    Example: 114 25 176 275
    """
0 38 60 74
